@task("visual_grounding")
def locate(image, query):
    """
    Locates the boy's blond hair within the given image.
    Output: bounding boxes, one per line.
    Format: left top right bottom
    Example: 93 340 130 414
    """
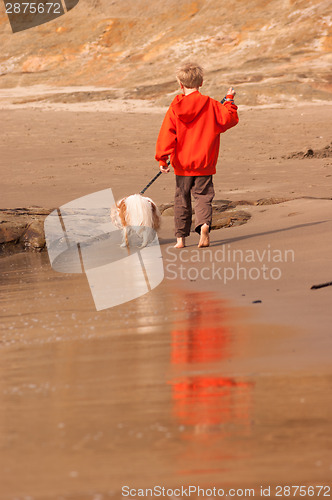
176 62 204 89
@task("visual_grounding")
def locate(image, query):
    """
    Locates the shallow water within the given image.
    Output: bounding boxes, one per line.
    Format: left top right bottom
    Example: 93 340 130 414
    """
0 252 331 500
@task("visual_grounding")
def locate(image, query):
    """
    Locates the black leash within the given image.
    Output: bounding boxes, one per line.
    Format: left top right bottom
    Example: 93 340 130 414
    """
140 160 170 195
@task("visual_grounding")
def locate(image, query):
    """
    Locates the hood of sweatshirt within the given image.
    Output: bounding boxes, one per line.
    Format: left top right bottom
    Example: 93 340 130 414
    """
171 91 209 123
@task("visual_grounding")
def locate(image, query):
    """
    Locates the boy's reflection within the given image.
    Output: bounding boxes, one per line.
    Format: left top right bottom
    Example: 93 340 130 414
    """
169 294 253 434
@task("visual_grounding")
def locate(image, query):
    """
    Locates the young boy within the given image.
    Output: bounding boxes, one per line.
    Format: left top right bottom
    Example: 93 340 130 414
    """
155 62 239 248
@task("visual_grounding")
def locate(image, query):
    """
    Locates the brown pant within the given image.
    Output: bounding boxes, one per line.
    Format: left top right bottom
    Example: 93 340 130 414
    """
174 175 215 237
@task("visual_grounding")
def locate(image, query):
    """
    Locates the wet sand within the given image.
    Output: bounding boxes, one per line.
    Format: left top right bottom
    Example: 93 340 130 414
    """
0 104 332 499
1 252 332 499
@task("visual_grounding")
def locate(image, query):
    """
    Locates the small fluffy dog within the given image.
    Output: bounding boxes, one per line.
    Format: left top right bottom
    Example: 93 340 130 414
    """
111 194 161 248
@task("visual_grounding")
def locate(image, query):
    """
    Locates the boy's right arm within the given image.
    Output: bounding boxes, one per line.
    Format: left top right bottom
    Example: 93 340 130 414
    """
155 108 177 172
215 86 239 132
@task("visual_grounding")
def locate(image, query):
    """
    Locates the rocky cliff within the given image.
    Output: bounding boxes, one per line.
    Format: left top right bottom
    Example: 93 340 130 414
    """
0 0 331 105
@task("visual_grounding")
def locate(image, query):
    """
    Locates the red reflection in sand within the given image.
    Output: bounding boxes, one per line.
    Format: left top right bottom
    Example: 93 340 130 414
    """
170 376 252 428
169 293 253 433
171 327 230 364
171 292 231 365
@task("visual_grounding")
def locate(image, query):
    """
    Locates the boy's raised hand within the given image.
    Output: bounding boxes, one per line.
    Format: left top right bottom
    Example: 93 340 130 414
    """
226 86 236 97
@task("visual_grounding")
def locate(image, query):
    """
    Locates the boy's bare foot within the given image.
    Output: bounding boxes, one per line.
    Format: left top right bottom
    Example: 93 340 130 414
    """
174 237 185 248
198 224 210 248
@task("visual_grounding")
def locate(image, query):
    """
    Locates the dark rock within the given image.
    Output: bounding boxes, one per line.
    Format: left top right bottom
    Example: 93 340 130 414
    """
0 220 28 244
0 207 52 254
284 142 332 159
211 209 251 229
211 215 232 229
20 220 46 250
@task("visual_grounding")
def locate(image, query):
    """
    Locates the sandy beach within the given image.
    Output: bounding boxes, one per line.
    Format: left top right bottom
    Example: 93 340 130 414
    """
1 0 332 495
0 99 331 499
1 100 332 209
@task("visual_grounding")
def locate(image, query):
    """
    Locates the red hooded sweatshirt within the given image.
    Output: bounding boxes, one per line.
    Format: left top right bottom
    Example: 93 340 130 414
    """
155 91 239 176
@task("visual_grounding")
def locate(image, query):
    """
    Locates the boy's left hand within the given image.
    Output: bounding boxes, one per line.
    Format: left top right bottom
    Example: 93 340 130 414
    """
160 164 170 173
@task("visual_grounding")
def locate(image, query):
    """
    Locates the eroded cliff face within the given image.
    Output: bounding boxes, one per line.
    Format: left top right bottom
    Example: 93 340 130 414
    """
0 0 331 105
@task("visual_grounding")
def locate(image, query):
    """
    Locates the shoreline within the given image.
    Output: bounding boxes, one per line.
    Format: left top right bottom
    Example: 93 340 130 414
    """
2 196 330 340
0 86 331 113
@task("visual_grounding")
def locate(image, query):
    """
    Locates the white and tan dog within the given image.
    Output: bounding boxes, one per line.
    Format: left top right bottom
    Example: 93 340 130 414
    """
111 194 161 248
